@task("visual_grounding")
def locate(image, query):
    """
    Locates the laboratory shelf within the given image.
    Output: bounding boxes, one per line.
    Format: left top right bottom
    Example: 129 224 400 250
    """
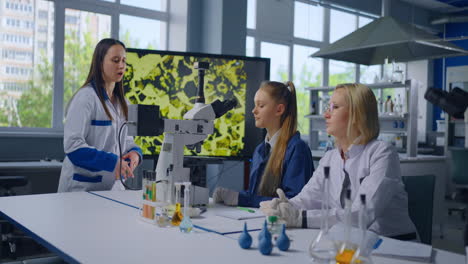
306 79 420 157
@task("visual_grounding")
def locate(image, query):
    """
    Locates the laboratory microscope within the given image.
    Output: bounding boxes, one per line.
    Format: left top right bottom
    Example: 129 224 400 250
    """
127 61 237 206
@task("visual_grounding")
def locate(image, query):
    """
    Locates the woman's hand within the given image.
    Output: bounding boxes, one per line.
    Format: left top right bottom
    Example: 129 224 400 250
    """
114 158 134 180
122 151 140 173
212 187 239 206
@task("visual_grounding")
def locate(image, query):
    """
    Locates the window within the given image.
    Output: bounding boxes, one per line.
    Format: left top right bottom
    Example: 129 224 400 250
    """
0 0 54 128
38 10 48 19
119 15 166 50
358 15 372 28
121 0 167 12
360 65 380 84
260 42 289 82
329 60 355 86
294 2 323 41
293 45 321 134
246 36 254 57
248 1 378 140
0 0 170 131
64 9 111 111
330 9 356 43
247 0 256 29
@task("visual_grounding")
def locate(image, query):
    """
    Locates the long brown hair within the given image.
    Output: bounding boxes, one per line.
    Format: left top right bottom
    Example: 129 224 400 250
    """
257 81 298 197
79 38 128 120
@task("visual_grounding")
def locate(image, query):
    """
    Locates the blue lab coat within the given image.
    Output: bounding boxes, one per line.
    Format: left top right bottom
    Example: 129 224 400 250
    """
58 82 142 192
237 132 314 207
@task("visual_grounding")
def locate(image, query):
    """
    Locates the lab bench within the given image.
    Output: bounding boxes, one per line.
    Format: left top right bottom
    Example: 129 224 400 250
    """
0 190 462 263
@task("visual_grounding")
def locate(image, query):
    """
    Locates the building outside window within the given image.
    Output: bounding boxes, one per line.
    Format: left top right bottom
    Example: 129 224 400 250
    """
0 0 168 130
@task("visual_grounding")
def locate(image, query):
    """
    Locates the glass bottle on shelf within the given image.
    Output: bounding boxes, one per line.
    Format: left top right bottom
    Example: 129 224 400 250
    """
311 101 317 115
309 166 337 262
325 135 334 152
394 94 403 116
391 60 404 84
384 96 394 115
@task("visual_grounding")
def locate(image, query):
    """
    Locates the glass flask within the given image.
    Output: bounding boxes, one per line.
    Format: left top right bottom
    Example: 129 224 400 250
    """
180 182 194 233
350 195 374 264
335 189 359 264
309 166 338 263
171 183 183 226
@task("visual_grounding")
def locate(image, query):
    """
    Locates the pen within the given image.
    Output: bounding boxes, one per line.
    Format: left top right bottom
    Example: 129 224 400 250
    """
373 238 383 249
237 206 255 213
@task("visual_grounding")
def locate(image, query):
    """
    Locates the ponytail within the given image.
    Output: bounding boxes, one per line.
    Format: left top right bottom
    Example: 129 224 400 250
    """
257 81 298 197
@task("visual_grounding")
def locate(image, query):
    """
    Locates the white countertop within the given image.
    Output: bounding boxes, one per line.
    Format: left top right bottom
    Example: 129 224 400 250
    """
0 191 463 264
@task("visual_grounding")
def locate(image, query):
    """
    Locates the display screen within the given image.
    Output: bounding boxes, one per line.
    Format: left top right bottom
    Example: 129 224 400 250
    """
124 49 270 159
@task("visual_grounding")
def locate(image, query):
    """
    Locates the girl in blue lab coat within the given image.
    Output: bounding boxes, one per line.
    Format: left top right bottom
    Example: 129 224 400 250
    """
58 39 142 192
213 81 314 207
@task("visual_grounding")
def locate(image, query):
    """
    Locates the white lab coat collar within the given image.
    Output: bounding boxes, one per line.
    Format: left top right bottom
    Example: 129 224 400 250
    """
337 136 364 160
265 129 281 150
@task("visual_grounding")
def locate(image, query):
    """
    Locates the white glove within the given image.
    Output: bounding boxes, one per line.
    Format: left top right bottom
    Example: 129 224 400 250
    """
261 189 301 228
212 187 239 206
259 197 280 212
184 207 202 218
259 188 290 212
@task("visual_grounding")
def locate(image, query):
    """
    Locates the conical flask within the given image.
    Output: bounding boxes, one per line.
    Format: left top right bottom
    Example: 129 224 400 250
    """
309 166 337 263
335 189 359 264
350 195 374 264
180 182 193 233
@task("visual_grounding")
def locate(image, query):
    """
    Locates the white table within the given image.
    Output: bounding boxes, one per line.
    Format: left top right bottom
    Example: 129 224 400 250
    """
0 191 464 264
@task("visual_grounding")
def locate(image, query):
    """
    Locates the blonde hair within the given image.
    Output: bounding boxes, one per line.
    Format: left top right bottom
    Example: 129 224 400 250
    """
335 83 379 145
257 81 298 197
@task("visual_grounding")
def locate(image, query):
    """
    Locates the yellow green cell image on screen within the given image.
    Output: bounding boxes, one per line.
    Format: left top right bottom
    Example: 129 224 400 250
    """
123 50 247 157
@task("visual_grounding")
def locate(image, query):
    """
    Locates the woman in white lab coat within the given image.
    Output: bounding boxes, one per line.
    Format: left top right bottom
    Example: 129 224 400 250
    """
58 38 142 192
260 83 417 239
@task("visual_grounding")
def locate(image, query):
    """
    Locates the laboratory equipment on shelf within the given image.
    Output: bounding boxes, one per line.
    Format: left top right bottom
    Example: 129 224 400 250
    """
127 62 237 206
325 135 334 152
171 183 183 226
307 80 420 157
383 95 394 115
180 182 194 233
309 166 337 263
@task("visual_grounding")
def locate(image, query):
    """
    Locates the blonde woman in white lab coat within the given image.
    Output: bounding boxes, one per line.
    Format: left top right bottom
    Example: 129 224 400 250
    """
260 83 417 239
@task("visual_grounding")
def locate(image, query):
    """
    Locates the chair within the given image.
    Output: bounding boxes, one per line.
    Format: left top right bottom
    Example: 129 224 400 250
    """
402 174 435 245
447 148 468 219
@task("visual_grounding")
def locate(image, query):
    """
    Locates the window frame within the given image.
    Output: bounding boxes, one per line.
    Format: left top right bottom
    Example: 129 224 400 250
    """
246 0 383 140
0 0 170 135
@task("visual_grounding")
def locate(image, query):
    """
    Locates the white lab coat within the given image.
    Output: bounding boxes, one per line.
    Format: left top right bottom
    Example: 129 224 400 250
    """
290 139 417 237
58 83 141 192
